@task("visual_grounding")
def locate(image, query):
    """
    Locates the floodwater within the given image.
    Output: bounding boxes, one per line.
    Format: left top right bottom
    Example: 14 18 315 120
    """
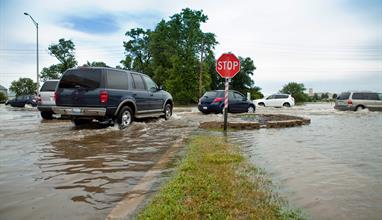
1 103 381 220
230 103 382 220
0 105 202 220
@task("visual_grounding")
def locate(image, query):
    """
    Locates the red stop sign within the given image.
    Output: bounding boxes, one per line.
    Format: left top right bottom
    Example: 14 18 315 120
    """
216 53 241 78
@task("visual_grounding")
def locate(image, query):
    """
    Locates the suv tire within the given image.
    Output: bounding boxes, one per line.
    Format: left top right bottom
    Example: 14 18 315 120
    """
41 111 53 120
117 106 133 129
283 102 291 107
247 105 255 113
163 103 172 120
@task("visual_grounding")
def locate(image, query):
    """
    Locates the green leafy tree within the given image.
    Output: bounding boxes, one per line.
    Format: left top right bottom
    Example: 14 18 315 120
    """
40 38 77 81
280 82 309 103
230 56 256 94
149 8 217 103
0 92 7 102
9 78 37 96
321 93 329 99
332 93 338 99
85 61 109 67
121 28 152 75
249 86 264 100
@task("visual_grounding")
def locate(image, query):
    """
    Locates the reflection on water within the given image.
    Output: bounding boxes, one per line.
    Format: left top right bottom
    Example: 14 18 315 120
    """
0 105 199 220
230 103 382 220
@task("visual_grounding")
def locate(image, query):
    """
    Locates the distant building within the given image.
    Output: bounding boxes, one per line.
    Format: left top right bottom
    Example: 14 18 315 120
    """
0 84 7 96
308 88 314 97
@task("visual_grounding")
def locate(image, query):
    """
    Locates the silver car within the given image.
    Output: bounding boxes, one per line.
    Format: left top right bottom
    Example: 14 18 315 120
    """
335 91 382 111
38 80 59 119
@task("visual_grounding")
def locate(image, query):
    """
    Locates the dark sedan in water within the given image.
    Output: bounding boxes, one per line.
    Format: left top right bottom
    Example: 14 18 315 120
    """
5 95 38 107
198 90 255 114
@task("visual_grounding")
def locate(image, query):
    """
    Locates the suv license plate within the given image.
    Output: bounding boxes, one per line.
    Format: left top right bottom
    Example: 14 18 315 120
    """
72 108 81 114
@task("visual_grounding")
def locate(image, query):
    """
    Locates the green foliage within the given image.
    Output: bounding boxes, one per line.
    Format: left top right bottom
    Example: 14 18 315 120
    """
121 28 153 75
120 8 263 103
9 78 37 96
139 135 307 220
40 38 78 81
280 82 310 103
332 93 338 99
230 56 256 94
0 92 7 102
249 86 264 100
85 61 109 67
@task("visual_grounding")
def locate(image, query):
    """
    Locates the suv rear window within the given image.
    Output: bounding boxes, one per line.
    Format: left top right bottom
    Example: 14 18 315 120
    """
59 69 102 89
337 92 350 100
40 81 58 92
352 92 379 100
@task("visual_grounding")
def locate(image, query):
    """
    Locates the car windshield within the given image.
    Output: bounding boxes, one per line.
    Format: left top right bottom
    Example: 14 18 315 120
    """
40 81 58 92
59 69 102 89
337 92 350 100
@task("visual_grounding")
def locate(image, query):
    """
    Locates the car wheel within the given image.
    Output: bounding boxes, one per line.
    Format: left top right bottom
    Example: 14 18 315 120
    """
355 105 365 111
164 103 172 120
73 119 92 126
283 103 291 107
117 106 133 129
40 111 53 120
247 105 255 113
258 103 265 107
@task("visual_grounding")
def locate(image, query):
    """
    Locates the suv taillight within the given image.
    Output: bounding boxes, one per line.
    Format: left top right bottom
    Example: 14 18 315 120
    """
54 92 59 102
212 97 223 103
100 90 108 104
347 99 353 106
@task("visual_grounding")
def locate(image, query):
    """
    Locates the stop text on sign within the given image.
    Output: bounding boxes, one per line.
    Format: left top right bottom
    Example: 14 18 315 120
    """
217 60 240 71
215 53 241 78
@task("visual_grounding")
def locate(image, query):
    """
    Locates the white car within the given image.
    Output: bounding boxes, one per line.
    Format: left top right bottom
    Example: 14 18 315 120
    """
254 94 295 107
37 80 59 119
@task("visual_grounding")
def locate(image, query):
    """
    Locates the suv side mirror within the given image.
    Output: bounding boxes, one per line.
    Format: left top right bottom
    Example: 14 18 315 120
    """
158 85 163 90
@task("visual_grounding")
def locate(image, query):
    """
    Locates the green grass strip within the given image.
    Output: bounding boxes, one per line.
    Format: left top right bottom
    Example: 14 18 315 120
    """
139 135 306 220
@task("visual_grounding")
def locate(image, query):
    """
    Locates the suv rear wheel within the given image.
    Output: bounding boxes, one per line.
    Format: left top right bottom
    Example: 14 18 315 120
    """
283 102 291 107
117 106 133 129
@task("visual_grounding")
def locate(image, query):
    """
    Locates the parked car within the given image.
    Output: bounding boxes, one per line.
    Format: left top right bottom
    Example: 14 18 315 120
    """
334 91 382 111
53 67 173 128
5 95 38 107
38 80 59 119
198 90 255 114
254 94 295 107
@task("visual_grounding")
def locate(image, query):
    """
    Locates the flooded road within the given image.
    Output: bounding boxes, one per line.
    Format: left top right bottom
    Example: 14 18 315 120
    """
1 103 381 220
0 105 202 220
230 103 382 220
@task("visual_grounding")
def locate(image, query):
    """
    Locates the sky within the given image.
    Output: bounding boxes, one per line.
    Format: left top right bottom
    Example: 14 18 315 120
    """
0 0 381 95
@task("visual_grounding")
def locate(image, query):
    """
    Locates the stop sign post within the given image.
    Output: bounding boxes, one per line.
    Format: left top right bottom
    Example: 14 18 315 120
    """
216 53 241 131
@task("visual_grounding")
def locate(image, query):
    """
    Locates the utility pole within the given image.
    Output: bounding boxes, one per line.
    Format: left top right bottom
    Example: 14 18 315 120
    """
199 39 204 97
24 12 39 95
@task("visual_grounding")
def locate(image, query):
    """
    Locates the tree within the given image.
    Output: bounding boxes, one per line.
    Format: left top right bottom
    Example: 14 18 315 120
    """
10 78 37 96
40 38 78 81
230 56 256 94
0 92 7 102
332 93 338 99
85 61 109 67
249 86 264 100
280 82 309 103
149 8 217 103
121 28 152 75
321 93 329 99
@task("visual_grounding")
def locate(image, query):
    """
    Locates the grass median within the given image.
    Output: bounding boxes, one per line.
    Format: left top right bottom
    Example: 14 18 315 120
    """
138 135 305 219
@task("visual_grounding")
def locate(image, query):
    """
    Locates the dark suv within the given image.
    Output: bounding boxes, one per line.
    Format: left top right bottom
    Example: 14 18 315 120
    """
53 67 173 128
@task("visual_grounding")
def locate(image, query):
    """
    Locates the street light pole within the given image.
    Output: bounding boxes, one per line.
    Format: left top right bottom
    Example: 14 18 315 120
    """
24 12 39 95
